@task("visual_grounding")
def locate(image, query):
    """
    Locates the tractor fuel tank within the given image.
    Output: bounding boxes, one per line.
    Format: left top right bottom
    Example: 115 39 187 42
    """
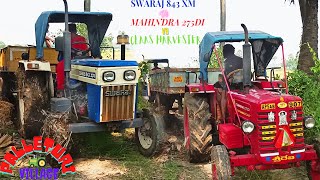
51 98 72 113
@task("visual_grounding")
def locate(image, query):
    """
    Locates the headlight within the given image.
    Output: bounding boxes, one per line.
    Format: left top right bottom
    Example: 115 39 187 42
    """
304 116 315 129
124 70 136 81
103 71 115 82
241 121 255 133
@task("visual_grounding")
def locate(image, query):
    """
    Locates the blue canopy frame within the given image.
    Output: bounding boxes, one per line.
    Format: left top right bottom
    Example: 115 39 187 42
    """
35 11 113 59
199 31 284 82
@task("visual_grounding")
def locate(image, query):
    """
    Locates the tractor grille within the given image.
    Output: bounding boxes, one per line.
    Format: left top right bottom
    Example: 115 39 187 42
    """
258 109 305 154
101 85 135 122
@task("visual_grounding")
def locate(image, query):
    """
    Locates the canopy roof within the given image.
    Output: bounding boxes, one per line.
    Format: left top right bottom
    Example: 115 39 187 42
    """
35 11 113 59
199 31 284 81
201 31 283 44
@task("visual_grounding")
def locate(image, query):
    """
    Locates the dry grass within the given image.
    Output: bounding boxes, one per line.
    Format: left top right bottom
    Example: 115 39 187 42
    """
41 111 72 149
0 101 14 130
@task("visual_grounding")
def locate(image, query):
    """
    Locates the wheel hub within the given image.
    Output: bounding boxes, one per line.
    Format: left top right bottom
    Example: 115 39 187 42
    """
138 121 153 149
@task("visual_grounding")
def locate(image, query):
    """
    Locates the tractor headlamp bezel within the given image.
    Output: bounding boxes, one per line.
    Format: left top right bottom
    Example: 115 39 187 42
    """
124 70 136 81
241 121 255 133
102 71 115 82
304 116 315 129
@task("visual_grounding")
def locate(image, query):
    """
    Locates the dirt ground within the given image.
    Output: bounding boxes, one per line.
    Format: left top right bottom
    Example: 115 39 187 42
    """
0 103 309 180
64 112 308 180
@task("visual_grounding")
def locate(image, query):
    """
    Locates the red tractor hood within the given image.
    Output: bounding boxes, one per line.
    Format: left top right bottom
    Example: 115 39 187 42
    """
230 89 302 106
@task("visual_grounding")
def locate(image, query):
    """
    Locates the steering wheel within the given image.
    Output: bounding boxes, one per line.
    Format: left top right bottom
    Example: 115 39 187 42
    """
227 69 243 82
71 41 91 57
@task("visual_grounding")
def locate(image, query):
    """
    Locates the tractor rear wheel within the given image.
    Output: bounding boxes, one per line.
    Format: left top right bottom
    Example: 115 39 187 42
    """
15 67 50 139
184 92 212 163
211 145 232 180
136 109 166 157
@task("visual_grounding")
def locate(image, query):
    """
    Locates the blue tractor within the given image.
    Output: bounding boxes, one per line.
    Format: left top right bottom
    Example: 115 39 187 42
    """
9 0 163 157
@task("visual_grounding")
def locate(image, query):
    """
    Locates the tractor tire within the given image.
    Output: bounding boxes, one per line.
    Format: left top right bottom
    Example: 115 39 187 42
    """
38 159 46 167
15 67 50 139
306 138 320 179
184 92 212 163
136 109 166 157
211 145 232 180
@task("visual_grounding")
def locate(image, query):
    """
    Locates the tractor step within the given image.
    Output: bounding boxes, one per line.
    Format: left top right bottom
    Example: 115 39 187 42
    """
68 118 143 133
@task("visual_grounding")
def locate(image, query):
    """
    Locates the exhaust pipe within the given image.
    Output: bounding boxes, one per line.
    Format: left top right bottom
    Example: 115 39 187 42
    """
63 0 71 89
241 24 251 94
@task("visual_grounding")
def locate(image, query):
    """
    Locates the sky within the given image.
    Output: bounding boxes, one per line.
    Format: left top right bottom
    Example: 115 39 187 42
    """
0 0 304 67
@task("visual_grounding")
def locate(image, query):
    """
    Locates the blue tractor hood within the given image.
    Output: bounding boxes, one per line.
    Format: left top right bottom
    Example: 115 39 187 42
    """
199 31 283 82
72 59 138 67
35 11 113 59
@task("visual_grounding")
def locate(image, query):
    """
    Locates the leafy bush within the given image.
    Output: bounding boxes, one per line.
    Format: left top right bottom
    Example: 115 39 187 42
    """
137 61 151 110
208 46 224 68
288 44 320 141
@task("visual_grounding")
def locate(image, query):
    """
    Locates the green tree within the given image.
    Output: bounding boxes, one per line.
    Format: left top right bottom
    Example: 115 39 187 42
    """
288 0 318 74
286 54 299 70
76 23 114 58
208 46 224 68
76 23 88 39
0 41 5 49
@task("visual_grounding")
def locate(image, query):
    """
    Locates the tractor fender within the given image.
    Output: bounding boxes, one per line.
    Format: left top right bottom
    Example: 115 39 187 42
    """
19 60 51 72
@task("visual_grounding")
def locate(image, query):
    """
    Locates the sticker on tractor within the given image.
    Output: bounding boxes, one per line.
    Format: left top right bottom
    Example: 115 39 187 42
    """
271 155 295 162
0 136 76 179
173 76 183 82
288 101 302 108
277 102 287 109
79 70 96 79
261 103 275 110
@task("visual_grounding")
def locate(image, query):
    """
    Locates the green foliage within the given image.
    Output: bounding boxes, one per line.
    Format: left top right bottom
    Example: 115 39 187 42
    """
208 46 224 68
76 23 114 58
308 43 320 76
286 54 298 70
0 41 5 49
76 23 88 39
136 61 152 110
288 44 320 141
138 61 150 79
101 33 114 48
137 82 150 110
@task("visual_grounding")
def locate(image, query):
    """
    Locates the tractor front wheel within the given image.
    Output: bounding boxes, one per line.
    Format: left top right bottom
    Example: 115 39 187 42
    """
306 138 320 180
184 92 212 163
135 109 165 157
211 145 232 180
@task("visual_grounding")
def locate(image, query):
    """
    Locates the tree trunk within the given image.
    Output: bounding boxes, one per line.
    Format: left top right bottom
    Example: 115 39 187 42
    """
298 0 318 74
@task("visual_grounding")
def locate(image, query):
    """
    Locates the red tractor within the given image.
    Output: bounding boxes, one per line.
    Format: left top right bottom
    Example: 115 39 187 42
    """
183 24 320 179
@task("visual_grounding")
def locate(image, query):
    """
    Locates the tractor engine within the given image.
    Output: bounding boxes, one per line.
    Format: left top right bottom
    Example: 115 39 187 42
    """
70 59 140 123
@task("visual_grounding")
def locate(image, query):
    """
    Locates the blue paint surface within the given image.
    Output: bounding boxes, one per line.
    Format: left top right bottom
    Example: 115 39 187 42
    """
266 157 271 162
87 84 101 123
72 59 138 67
